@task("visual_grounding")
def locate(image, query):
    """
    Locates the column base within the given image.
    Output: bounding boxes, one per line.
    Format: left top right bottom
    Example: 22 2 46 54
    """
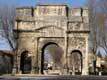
72 71 75 75
63 69 68 75
31 69 35 74
82 70 88 75
12 68 17 75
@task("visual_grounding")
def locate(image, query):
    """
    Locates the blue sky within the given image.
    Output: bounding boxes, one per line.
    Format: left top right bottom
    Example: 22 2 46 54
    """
0 0 87 7
0 0 87 50
0 0 106 57
0 36 11 50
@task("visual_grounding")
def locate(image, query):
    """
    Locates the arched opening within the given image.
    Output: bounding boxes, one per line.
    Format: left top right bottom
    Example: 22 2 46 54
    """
41 42 64 74
20 51 32 74
69 50 82 75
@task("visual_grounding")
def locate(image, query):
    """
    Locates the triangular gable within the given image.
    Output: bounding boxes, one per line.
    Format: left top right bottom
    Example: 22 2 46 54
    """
35 25 64 37
35 25 64 31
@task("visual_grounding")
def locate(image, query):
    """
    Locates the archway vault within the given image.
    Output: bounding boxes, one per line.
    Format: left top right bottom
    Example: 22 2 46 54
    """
69 50 83 75
20 50 32 74
40 41 64 74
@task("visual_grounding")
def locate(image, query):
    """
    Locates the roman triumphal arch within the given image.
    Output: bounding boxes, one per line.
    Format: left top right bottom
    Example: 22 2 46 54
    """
14 3 90 75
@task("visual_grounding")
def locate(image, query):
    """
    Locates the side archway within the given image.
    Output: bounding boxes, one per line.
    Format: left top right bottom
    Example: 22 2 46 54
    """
20 51 32 74
69 50 82 75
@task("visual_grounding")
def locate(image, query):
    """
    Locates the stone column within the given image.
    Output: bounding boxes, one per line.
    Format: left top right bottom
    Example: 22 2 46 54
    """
31 38 38 74
72 65 75 75
39 50 42 74
85 36 89 75
17 55 22 74
63 32 68 74
82 36 89 75
12 51 22 74
67 53 71 75
36 38 42 74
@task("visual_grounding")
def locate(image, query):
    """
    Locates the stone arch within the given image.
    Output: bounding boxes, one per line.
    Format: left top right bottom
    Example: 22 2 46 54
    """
41 42 64 74
69 50 82 75
20 50 32 74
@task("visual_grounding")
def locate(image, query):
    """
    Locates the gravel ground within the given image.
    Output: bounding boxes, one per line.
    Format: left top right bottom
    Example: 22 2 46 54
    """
0 75 107 80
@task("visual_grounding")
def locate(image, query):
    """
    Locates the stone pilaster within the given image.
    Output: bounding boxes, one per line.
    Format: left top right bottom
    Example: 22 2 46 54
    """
82 36 89 75
31 38 39 74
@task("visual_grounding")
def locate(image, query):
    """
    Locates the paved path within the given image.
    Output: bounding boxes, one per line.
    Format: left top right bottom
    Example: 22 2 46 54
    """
0 75 107 80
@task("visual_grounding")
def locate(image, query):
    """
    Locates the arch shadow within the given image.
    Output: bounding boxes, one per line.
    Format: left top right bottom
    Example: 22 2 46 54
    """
70 50 83 75
41 42 63 74
20 51 32 74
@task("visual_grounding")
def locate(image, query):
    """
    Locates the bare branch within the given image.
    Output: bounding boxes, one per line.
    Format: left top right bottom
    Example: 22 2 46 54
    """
0 3 16 50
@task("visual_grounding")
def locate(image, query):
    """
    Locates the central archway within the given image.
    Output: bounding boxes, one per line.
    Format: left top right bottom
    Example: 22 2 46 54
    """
41 42 64 74
20 51 32 74
69 50 82 75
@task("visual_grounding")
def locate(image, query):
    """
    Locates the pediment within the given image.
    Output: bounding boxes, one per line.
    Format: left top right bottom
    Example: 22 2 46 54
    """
35 25 64 37
35 25 64 31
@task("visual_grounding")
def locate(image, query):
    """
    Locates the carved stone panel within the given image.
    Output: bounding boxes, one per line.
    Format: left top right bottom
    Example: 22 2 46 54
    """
68 22 89 31
68 22 83 31
68 37 86 56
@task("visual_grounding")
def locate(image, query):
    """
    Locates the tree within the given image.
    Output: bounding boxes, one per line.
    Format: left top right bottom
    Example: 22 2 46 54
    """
98 0 107 53
0 3 16 50
0 3 16 74
87 0 107 54
87 0 98 54
87 0 107 74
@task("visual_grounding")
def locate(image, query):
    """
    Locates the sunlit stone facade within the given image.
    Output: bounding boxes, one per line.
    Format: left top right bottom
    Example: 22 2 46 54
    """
14 3 90 75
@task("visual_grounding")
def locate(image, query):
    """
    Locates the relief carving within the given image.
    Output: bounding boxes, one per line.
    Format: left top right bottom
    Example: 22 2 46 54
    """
68 23 84 31
68 37 86 50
